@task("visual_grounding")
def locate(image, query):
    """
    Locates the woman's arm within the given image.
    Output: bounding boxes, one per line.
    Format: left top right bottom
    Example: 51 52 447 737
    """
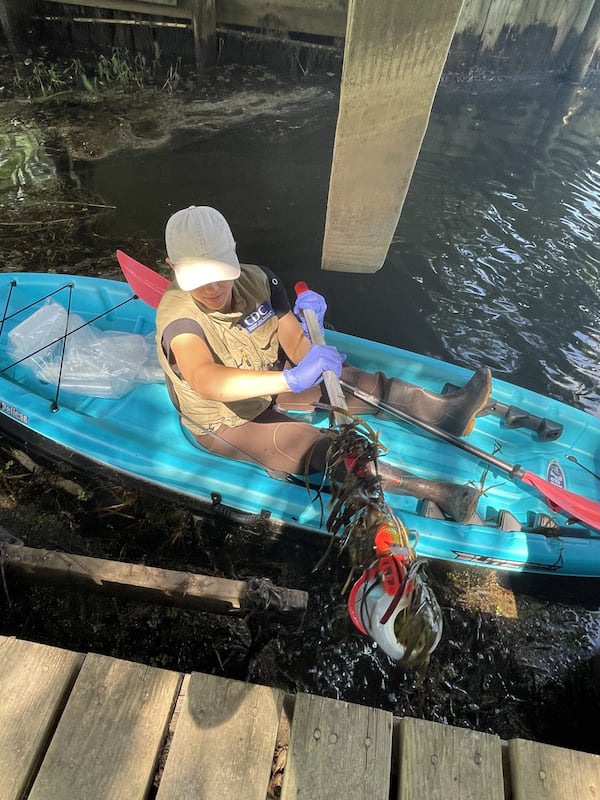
277 311 311 365
171 333 290 402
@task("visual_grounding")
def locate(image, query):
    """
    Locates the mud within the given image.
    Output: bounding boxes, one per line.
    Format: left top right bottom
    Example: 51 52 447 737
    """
1 51 599 756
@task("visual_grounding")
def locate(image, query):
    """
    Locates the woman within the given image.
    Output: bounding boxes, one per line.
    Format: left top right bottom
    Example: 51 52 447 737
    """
155 205 491 520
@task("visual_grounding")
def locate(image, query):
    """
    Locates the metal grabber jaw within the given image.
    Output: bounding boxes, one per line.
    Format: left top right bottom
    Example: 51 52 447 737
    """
347 526 443 666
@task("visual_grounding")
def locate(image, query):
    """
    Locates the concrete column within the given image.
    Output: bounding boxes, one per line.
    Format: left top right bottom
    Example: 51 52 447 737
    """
322 0 464 273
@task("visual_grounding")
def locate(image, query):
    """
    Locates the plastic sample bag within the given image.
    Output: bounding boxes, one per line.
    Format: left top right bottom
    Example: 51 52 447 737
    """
7 300 164 398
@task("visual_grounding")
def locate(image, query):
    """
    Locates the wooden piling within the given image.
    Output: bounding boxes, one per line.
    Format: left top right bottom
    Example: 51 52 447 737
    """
568 0 600 82
0 0 36 58
191 0 216 73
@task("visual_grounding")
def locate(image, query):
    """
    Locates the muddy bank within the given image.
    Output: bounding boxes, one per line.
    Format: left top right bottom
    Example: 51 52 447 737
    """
1 51 600 755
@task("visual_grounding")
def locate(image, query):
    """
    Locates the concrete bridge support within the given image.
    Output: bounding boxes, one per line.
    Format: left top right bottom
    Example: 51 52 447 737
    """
322 0 464 273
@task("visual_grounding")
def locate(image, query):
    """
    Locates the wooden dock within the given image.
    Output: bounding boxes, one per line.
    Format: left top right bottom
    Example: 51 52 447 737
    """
1 634 598 799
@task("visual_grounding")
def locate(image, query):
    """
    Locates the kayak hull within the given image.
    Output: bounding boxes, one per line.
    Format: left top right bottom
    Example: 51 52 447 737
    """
1 272 599 576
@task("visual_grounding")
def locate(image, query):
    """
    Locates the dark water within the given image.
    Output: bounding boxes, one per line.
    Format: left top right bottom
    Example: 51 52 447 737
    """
77 77 600 416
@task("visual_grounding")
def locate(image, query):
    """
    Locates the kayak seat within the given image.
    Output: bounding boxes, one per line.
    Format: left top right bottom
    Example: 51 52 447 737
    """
485 507 523 532
417 498 485 526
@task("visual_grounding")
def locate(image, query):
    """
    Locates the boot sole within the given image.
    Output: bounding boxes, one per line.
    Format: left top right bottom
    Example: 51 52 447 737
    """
462 370 492 436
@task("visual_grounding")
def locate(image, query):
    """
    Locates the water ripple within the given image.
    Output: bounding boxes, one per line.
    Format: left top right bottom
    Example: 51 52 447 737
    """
410 83 600 409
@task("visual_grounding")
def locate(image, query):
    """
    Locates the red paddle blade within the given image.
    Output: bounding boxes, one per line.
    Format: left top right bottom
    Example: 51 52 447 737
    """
521 470 600 531
116 250 170 308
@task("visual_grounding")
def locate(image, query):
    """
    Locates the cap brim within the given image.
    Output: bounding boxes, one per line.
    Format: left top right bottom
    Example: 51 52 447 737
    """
174 253 241 291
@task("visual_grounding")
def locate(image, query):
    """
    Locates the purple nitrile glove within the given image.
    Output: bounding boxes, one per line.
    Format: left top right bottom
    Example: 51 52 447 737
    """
293 290 327 342
283 344 346 393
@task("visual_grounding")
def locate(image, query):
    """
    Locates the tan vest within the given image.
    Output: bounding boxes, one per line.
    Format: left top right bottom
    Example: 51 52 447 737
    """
156 264 281 435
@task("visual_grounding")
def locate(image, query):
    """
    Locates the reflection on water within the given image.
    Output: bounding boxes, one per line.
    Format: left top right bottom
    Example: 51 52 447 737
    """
0 117 57 195
76 78 600 414
414 82 600 414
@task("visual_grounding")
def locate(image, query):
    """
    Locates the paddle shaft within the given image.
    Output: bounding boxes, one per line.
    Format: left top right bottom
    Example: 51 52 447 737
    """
340 379 524 478
341 380 600 529
295 282 351 426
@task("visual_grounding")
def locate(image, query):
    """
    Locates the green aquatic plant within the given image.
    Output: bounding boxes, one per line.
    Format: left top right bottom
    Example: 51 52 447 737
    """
12 46 180 100
13 59 68 98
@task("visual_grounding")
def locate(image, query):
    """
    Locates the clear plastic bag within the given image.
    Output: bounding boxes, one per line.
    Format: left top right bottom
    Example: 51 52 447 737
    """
7 300 164 398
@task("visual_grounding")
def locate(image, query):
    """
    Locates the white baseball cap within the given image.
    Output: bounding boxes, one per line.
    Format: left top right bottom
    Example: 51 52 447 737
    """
165 205 241 291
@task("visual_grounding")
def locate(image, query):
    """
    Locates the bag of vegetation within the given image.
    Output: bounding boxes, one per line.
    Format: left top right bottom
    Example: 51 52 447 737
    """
7 300 163 398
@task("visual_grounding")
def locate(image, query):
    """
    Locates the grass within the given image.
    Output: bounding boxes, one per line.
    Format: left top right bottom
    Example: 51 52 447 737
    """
13 45 182 100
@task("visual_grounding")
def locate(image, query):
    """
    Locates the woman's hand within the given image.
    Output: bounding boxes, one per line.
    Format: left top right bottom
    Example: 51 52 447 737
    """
283 344 346 393
293 289 327 342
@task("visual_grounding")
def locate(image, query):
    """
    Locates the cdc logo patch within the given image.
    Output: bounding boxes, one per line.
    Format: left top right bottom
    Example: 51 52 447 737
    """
240 302 276 333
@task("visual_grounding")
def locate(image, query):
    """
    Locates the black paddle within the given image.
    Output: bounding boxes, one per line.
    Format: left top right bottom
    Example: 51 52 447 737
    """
340 379 600 531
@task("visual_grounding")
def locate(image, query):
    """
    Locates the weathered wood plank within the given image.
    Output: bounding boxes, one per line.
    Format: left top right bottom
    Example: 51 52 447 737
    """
0 638 83 800
568 0 600 80
137 0 177 6
156 673 283 799
509 737 600 800
40 0 349 37
397 716 504 800
217 0 347 36
0 542 308 620
280 693 392 799
28 652 181 800
321 0 464 272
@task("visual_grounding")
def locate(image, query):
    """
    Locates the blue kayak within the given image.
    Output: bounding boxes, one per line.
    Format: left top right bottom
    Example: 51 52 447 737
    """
1 271 600 577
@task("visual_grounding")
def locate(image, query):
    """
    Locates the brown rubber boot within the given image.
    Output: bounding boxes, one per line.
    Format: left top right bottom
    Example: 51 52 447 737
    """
384 367 492 436
376 463 481 523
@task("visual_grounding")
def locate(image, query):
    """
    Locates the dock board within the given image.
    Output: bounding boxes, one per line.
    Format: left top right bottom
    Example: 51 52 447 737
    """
0 635 598 799
0 637 82 800
156 673 284 799
509 738 600 800
281 693 392 799
27 651 181 800
398 716 504 799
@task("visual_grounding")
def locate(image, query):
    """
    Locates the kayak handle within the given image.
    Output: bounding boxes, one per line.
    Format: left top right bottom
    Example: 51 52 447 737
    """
210 493 271 530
